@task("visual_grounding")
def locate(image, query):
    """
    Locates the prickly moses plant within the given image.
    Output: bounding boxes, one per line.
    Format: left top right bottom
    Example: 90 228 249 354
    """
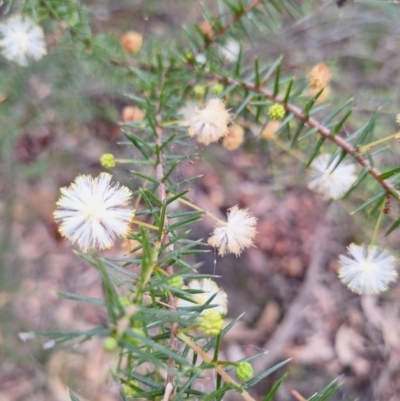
6 0 400 399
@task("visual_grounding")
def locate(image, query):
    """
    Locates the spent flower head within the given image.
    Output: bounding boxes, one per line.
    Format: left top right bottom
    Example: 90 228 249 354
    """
54 173 134 252
222 124 245 151
208 205 257 257
199 21 214 39
122 106 144 122
0 15 47 66
260 120 280 140
177 278 228 316
308 154 357 200
188 98 230 145
338 243 398 295
308 63 331 89
310 86 331 104
121 31 143 54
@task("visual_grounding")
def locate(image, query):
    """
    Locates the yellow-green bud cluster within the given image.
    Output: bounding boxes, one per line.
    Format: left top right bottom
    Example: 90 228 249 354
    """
184 50 194 61
123 380 139 397
197 310 223 336
235 362 254 382
167 275 184 289
127 327 146 347
103 337 118 352
118 296 130 307
211 83 224 95
194 85 206 97
268 103 285 121
100 153 116 169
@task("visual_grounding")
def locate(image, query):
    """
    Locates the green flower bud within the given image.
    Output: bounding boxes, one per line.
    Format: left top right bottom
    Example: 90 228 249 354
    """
100 153 116 169
118 296 130 307
268 103 285 121
211 83 224 95
235 361 254 382
123 380 139 397
128 327 146 347
194 85 206 97
103 337 118 352
167 275 184 289
184 50 194 61
197 310 223 336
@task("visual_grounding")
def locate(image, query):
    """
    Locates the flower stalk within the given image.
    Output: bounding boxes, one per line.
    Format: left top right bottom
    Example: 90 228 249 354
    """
370 199 386 247
176 196 226 225
177 332 257 401
358 131 400 153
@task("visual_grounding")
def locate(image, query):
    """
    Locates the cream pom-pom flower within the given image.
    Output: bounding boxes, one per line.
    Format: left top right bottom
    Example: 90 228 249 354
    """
338 243 398 295
0 15 47 66
308 154 357 200
188 98 230 145
178 101 197 126
208 205 257 257
176 278 228 316
54 173 134 252
219 39 240 62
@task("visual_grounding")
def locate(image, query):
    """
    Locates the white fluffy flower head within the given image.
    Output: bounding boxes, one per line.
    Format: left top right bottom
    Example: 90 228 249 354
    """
208 205 257 257
177 279 228 315
338 243 398 295
308 154 357 200
0 16 47 66
219 39 240 62
178 101 197 127
189 98 230 145
54 173 134 252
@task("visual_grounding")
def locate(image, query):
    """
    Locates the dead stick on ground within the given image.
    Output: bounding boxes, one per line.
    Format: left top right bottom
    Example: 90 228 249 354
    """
253 224 330 374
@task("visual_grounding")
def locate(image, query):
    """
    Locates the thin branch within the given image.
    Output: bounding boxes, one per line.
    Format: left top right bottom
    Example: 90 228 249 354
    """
217 73 400 201
213 0 264 39
178 332 258 401
155 121 178 392
199 0 264 52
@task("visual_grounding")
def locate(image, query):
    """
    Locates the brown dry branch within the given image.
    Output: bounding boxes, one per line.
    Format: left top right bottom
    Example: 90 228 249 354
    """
200 0 264 51
215 73 400 202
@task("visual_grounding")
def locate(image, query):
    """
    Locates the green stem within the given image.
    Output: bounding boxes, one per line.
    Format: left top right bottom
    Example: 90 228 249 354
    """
358 131 400 153
177 197 226 225
370 199 386 247
131 218 159 231
177 332 256 401
213 332 223 399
